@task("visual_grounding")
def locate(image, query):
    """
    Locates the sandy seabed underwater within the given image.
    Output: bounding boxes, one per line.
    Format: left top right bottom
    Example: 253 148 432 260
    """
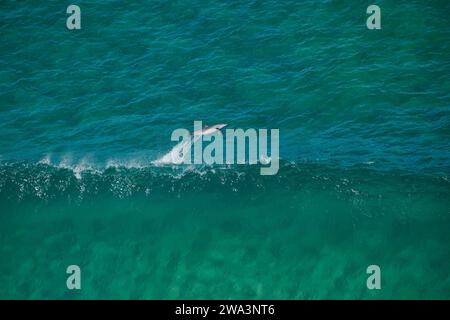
0 0 450 299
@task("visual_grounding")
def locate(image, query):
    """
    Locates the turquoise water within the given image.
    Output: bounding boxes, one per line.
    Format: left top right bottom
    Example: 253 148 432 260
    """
0 0 449 299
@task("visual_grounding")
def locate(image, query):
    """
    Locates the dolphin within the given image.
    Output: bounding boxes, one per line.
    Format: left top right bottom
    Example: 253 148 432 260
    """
193 124 227 136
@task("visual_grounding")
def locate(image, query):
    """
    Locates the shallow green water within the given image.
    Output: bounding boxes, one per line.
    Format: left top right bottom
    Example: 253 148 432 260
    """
0 163 449 299
0 0 449 299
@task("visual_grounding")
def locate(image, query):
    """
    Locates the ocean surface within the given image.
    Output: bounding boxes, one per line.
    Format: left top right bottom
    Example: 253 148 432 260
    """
1 0 449 299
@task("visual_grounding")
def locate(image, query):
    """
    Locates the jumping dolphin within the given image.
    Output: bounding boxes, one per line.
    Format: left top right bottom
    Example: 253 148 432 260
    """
193 124 227 136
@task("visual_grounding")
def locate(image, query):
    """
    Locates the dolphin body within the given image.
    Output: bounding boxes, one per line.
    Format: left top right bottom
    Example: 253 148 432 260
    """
154 123 227 165
193 124 227 136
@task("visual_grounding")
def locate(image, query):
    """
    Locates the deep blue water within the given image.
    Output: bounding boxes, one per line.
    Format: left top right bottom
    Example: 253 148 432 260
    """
0 0 449 299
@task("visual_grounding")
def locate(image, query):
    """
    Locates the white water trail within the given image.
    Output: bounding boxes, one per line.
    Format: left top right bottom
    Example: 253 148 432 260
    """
153 135 201 165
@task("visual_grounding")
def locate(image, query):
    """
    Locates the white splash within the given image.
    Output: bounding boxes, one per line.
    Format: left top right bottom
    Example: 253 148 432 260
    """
153 135 201 165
